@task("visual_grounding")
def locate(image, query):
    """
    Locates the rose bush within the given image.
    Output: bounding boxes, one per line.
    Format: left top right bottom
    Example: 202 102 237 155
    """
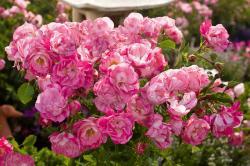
4 11 250 165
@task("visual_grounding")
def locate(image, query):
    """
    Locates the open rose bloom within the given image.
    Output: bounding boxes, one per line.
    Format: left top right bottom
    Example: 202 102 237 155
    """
6 12 245 158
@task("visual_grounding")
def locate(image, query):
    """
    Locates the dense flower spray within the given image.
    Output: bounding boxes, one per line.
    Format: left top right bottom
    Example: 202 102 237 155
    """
6 12 244 158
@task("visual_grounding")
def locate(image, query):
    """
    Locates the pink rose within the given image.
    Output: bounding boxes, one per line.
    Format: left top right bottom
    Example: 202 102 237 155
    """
142 18 161 38
168 92 197 117
24 49 52 77
139 47 167 78
94 77 128 113
233 83 245 97
0 137 13 158
165 26 183 44
183 65 210 92
146 117 173 149
210 102 243 138
40 23 78 56
49 132 81 158
109 63 139 95
35 87 69 122
229 131 244 147
98 113 134 144
123 13 143 34
126 43 153 67
126 95 154 126
1 152 35 166
99 51 126 74
168 116 184 136
73 117 107 151
200 20 230 51
182 115 210 145
51 59 93 89
0 59 5 70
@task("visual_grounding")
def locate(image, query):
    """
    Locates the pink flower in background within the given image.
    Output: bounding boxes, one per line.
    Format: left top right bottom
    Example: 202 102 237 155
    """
233 83 245 97
146 118 173 149
135 142 147 155
200 20 230 51
98 113 134 144
204 0 218 5
73 118 107 151
0 59 5 70
1 152 35 166
0 137 13 158
35 87 69 122
178 2 193 13
182 115 210 145
229 131 244 147
210 102 243 138
49 132 81 158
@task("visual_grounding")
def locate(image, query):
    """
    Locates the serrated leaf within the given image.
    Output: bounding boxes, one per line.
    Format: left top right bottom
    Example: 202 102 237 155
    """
17 83 34 104
159 39 176 50
23 135 37 147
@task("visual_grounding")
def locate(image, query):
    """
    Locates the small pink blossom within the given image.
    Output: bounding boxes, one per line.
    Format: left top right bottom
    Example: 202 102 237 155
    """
0 137 13 158
49 132 81 158
200 20 230 51
233 83 245 97
0 59 5 70
51 59 93 89
1 152 35 166
98 113 134 144
109 63 139 95
146 117 173 149
210 102 243 137
73 118 107 151
126 95 154 126
135 142 147 155
229 131 244 147
182 115 210 145
35 87 69 122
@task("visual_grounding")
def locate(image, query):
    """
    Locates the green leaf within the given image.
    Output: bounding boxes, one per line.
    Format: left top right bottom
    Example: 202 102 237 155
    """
23 135 37 147
9 138 19 150
192 146 200 153
209 93 233 103
159 39 176 50
17 83 34 104
210 53 218 61
227 81 239 88
83 155 96 164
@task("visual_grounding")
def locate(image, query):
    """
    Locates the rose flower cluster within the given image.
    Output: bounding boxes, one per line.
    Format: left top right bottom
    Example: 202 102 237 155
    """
6 13 243 158
0 137 34 165
0 0 42 27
